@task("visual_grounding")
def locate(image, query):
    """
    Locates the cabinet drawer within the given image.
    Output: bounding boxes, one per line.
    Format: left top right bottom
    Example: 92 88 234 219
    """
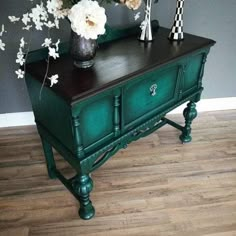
123 65 180 128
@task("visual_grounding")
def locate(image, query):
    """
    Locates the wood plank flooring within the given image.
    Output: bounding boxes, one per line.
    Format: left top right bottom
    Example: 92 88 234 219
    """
0 110 236 236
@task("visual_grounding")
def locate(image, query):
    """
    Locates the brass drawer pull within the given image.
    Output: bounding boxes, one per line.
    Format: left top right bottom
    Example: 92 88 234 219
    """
150 84 157 96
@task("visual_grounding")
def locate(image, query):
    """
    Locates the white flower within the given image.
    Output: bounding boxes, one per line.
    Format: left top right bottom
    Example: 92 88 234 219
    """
55 39 60 51
16 47 25 65
54 18 59 29
15 69 25 79
23 25 32 31
42 38 52 47
48 46 59 59
47 0 68 19
16 52 25 65
17 48 24 57
68 0 107 40
0 39 6 51
44 20 55 28
0 24 6 37
0 25 3 36
35 3 48 21
16 56 25 66
47 0 62 14
43 39 60 60
8 16 20 23
48 74 59 87
22 13 31 26
36 22 44 30
20 37 26 48
29 3 48 31
134 12 141 21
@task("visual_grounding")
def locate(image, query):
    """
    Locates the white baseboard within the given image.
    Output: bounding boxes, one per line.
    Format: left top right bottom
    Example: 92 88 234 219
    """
169 97 236 114
0 111 35 128
0 97 236 128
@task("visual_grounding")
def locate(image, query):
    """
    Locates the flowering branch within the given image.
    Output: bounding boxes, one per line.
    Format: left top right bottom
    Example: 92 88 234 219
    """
23 31 33 80
4 0 67 86
0 25 7 51
1 0 143 89
39 35 60 98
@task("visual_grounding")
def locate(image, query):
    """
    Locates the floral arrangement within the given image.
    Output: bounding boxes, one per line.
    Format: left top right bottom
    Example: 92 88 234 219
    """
0 0 142 87
68 0 107 40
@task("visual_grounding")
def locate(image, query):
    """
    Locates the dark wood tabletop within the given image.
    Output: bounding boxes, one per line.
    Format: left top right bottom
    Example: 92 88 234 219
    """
26 27 215 104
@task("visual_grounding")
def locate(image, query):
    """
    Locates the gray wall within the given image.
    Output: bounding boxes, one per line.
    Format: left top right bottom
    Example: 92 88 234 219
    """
0 0 71 113
154 0 236 99
0 0 235 114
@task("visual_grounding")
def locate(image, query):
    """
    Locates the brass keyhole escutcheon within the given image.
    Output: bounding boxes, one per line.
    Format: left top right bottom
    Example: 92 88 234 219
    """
150 84 157 96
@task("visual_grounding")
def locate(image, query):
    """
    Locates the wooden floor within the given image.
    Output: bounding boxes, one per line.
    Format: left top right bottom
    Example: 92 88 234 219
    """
0 110 236 236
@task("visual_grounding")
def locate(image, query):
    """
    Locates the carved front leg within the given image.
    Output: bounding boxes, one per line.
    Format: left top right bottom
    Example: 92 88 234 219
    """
72 175 95 220
179 101 197 143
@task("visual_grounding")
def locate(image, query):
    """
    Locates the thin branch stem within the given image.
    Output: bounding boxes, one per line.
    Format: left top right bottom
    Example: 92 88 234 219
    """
39 55 50 100
23 30 33 79
39 29 51 100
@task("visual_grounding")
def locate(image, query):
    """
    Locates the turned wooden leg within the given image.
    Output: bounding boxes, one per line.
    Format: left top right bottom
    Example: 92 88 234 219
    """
40 136 57 179
179 101 197 143
72 175 95 220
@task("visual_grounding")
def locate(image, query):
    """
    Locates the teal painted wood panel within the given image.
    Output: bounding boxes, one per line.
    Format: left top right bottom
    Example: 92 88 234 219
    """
25 76 75 154
183 54 203 93
123 65 179 127
79 95 114 149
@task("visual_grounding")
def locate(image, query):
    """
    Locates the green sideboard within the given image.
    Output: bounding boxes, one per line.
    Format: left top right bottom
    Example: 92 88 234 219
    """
25 24 215 220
